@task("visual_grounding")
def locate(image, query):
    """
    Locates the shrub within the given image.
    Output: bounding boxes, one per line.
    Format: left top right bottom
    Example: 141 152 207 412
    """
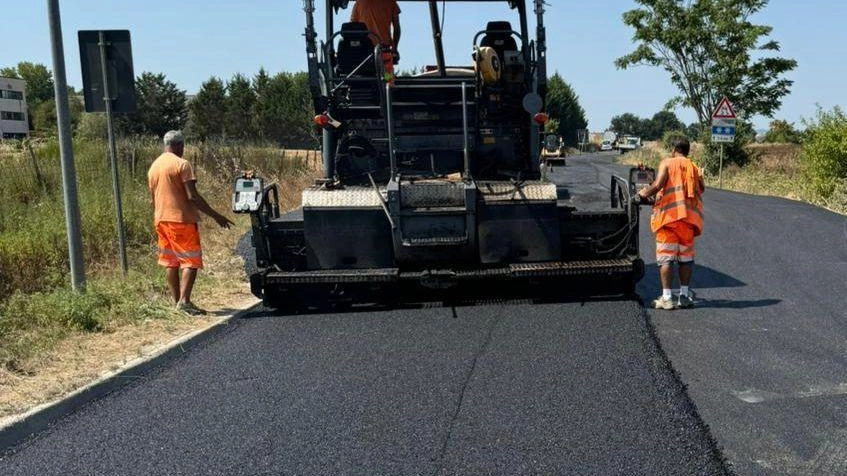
801 107 847 198
661 130 689 151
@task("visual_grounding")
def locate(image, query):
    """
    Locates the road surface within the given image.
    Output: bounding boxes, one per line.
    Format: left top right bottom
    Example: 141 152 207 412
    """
5 153 844 475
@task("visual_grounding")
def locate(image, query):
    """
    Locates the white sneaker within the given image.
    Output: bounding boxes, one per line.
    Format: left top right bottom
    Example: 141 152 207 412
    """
652 296 676 310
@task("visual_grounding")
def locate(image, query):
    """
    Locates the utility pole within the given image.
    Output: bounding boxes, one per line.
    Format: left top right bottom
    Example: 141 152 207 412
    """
47 0 85 290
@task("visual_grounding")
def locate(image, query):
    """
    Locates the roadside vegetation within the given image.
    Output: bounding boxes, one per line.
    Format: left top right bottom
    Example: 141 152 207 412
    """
0 137 318 416
617 108 847 215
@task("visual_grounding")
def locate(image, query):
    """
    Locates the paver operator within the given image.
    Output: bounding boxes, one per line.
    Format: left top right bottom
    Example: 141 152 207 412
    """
148 130 234 316
351 0 402 74
636 137 704 310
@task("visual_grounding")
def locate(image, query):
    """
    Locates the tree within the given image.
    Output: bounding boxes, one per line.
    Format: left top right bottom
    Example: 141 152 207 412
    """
0 62 55 105
30 88 84 135
762 119 800 144
648 111 685 140
611 113 650 138
252 72 315 147
615 0 797 130
225 73 256 141
187 77 227 140
545 73 587 147
120 72 188 138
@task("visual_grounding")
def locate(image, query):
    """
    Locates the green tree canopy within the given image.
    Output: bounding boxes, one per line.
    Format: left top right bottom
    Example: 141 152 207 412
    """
187 77 227 140
545 73 587 147
0 62 55 106
610 113 651 138
762 119 801 144
648 111 685 140
615 0 797 129
225 73 256 141
121 72 187 137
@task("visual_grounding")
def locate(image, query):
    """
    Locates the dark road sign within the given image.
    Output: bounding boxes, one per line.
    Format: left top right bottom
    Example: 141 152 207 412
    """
78 30 136 113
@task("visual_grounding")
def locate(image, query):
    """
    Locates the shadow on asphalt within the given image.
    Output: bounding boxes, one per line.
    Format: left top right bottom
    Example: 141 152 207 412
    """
640 263 746 290
638 263 782 310
237 291 636 319
687 298 782 309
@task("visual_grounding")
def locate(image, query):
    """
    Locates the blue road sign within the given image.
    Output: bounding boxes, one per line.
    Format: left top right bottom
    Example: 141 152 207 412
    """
712 126 736 135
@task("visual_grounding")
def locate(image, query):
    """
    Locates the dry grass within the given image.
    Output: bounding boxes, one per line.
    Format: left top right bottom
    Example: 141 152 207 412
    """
615 142 847 214
0 140 319 420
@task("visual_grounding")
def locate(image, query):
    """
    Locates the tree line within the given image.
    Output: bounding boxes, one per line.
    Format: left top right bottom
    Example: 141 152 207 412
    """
1 62 316 148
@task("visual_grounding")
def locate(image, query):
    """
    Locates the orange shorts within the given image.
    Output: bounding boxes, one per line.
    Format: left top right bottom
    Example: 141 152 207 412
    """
156 222 203 269
655 221 695 265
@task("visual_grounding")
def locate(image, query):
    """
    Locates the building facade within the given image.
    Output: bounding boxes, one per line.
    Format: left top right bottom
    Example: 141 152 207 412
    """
0 77 29 139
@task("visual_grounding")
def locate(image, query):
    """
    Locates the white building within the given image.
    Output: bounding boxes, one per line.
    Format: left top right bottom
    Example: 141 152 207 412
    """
0 77 29 139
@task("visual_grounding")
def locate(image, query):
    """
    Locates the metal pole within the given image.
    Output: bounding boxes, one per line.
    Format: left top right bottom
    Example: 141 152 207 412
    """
718 144 724 189
47 0 85 290
461 82 470 178
385 82 397 178
99 31 128 275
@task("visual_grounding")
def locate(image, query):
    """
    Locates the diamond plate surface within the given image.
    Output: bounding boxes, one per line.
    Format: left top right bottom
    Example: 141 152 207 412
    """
302 187 385 208
478 181 557 202
400 182 466 208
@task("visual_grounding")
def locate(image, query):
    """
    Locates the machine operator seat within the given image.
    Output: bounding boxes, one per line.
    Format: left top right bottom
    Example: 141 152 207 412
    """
479 21 518 62
335 22 377 77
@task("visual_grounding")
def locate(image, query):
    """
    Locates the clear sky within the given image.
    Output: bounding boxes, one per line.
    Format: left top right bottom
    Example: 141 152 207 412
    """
3 0 844 131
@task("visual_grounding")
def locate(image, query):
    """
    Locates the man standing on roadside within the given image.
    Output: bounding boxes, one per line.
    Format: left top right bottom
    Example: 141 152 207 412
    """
637 137 704 310
148 130 233 315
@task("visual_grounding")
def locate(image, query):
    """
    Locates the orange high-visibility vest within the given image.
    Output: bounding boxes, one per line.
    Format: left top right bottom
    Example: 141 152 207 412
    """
650 157 703 236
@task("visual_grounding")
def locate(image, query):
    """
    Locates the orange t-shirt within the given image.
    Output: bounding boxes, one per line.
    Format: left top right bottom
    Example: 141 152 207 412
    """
148 152 200 224
351 0 400 47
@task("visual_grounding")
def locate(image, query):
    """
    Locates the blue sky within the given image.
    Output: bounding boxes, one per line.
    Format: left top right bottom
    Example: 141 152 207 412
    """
3 1 844 131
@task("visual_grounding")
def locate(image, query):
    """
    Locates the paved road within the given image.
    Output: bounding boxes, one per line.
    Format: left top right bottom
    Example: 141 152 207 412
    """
0 155 732 474
581 152 847 475
2 301 726 475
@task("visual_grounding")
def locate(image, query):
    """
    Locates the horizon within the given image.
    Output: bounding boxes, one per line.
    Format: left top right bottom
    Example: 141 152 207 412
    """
2 1 844 131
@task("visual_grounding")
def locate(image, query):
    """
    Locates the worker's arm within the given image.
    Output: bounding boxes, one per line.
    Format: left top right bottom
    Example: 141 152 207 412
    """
392 15 401 50
638 161 668 199
184 180 234 228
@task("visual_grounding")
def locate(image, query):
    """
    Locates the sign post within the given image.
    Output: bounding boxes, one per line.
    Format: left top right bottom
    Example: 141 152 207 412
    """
711 97 737 189
78 30 136 276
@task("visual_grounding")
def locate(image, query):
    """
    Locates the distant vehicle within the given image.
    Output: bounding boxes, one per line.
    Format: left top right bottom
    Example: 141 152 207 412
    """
617 136 642 154
600 140 613 151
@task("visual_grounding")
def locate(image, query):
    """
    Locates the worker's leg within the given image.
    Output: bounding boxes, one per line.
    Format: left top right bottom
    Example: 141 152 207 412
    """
179 267 198 305
659 264 674 290
156 222 181 303
166 267 180 303
679 262 693 286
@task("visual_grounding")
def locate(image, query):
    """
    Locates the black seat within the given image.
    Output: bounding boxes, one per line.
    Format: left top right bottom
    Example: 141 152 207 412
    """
336 22 376 76
480 21 518 61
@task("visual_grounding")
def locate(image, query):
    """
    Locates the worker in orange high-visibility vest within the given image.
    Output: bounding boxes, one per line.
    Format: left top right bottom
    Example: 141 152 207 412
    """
351 0 401 82
637 137 704 310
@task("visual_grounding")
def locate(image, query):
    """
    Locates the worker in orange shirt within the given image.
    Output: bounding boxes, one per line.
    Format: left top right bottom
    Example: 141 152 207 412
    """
148 130 234 315
636 137 704 310
351 0 402 78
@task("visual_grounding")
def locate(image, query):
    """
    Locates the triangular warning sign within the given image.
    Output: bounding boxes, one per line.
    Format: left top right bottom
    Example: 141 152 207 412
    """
712 97 736 119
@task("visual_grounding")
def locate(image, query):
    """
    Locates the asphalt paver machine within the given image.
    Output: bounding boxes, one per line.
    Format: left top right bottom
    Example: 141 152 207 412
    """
234 0 646 308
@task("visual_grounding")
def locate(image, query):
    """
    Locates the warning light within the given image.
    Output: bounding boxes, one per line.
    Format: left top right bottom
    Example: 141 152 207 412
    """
313 114 330 127
533 113 549 125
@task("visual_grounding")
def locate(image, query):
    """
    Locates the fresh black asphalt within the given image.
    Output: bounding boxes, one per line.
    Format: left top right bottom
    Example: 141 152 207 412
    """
585 152 847 475
12 152 840 474
1 300 727 475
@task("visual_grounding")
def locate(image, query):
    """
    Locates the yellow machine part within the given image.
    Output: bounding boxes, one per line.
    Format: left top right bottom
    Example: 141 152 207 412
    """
474 46 501 85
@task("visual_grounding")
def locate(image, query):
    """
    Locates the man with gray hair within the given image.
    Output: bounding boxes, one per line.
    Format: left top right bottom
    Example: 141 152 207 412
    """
148 130 233 315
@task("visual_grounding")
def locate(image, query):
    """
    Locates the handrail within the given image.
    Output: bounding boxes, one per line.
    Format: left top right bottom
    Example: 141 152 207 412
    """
385 83 397 179
461 82 470 178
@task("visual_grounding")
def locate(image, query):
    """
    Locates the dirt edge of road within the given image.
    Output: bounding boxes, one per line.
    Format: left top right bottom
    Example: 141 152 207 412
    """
0 298 260 452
